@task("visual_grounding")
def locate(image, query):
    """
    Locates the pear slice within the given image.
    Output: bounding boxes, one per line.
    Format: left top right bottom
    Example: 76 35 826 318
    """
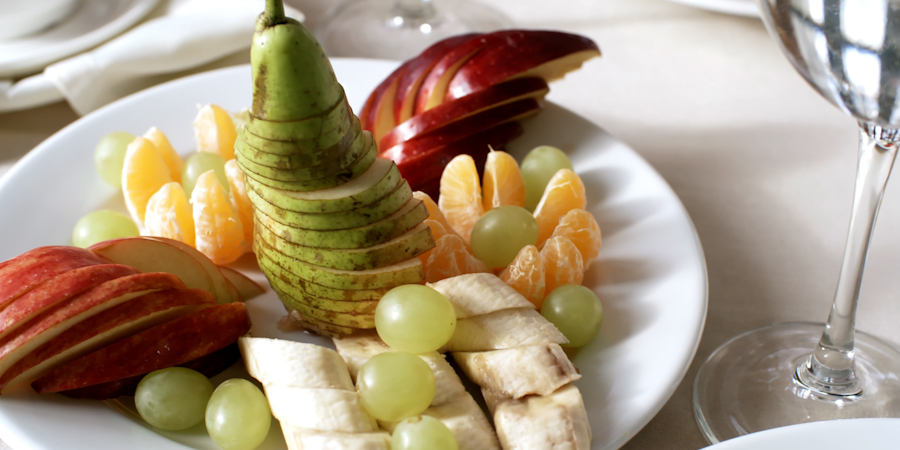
254 198 427 249
240 113 361 158
238 140 376 192
255 221 434 271
289 310 363 337
235 125 364 173
268 282 378 315
244 157 401 213
276 292 375 328
254 237 424 290
246 93 351 141
259 257 388 302
235 129 368 182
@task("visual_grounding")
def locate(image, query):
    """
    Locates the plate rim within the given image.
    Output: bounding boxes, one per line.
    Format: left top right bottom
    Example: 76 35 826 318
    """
666 0 759 17
0 59 709 450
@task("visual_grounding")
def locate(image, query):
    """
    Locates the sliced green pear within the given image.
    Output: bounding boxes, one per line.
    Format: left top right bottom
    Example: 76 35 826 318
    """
255 221 434 270
240 114 361 158
248 180 413 230
254 198 427 249
277 291 375 328
238 142 376 192
246 93 350 141
235 129 369 182
254 237 424 290
259 257 386 303
235 127 361 170
245 157 402 213
288 310 361 337
265 276 379 315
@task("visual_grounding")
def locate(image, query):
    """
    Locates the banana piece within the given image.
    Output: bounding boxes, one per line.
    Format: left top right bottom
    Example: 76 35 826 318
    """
442 308 569 352
239 337 354 390
452 344 580 398
380 396 500 450
265 385 378 433
483 384 591 450
427 273 533 318
282 426 391 450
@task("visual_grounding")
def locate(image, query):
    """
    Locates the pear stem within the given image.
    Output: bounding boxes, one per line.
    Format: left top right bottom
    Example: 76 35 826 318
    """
265 0 286 23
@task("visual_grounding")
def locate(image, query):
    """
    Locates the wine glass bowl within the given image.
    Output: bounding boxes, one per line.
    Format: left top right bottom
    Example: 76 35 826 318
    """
693 0 900 444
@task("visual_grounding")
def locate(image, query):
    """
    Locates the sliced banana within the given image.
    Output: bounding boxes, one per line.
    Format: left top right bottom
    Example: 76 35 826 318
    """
452 344 580 398
427 273 533 318
380 396 500 450
442 308 569 352
484 384 591 450
239 337 354 390
282 426 391 450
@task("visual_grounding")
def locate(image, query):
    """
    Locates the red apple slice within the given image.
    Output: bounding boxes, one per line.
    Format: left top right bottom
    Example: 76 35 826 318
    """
0 272 184 381
59 342 241 399
0 246 110 309
360 63 406 135
219 266 265 301
445 30 600 101
381 77 548 151
0 264 139 343
393 33 482 125
32 302 250 393
381 98 541 164
414 32 512 116
0 288 215 392
394 121 524 190
90 237 235 304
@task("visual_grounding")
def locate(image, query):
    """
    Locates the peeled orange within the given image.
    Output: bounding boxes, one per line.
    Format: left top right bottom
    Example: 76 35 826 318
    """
194 104 237 160
143 127 184 183
533 169 586 246
425 234 489 283
225 159 253 247
549 209 601 268
419 219 449 268
482 150 526 211
192 171 247 264
438 155 484 243
413 191 467 245
122 137 173 226
541 236 584 294
144 182 195 246
500 245 545 308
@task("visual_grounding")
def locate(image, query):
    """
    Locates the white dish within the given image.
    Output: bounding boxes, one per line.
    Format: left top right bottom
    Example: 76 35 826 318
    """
0 58 708 450
667 0 758 17
704 418 900 449
0 0 159 78
0 0 79 41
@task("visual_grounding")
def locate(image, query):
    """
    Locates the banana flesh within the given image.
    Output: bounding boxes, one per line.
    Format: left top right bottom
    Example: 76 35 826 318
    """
282 427 391 450
452 344 580 398
442 308 569 352
380 396 500 450
483 384 592 450
427 273 533 318
265 386 378 433
239 337 354 390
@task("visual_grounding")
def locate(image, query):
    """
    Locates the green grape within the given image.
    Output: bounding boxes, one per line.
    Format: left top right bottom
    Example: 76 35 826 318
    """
470 206 539 268
357 352 435 422
540 284 604 348
206 378 271 450
392 415 458 450
182 152 229 197
72 210 139 248
94 131 135 188
521 145 574 211
375 285 456 354
135 367 214 431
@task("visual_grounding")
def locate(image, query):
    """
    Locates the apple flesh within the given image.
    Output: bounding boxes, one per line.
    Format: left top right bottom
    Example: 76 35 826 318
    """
218 266 265 301
58 342 240 400
445 30 601 101
0 246 110 309
0 288 215 392
0 264 139 343
0 272 185 381
380 77 548 151
32 302 250 393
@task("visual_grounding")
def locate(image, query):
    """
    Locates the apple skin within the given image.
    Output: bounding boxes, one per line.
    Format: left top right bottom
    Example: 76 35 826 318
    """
0 272 185 379
380 77 548 151
445 30 600 101
0 264 139 343
360 62 407 138
392 33 482 125
0 246 110 309
32 302 250 394
0 288 215 392
58 342 240 400
393 121 524 196
381 98 541 164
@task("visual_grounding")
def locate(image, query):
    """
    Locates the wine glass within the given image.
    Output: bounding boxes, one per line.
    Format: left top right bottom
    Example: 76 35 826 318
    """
693 0 900 443
314 0 512 60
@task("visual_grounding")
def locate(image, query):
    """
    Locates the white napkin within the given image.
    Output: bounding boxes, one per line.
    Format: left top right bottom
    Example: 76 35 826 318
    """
0 0 303 115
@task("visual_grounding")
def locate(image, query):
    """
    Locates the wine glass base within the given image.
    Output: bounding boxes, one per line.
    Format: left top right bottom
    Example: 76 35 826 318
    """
693 322 900 444
315 0 513 60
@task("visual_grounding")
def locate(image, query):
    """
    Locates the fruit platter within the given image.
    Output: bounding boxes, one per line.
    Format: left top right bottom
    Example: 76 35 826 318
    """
0 3 707 449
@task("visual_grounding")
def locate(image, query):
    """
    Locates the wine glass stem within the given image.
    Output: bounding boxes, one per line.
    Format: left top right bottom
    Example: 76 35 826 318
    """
393 0 436 21
797 123 899 396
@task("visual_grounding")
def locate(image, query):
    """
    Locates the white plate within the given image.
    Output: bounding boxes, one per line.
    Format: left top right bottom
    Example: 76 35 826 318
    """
667 0 758 17
704 418 900 449
0 0 159 78
0 59 708 450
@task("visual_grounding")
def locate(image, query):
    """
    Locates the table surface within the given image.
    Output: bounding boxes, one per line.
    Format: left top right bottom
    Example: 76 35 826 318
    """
3 0 900 449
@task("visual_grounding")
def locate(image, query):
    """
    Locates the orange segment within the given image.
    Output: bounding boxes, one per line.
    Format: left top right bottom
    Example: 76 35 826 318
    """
425 234 489 283
225 159 253 247
500 245 545 309
419 219 450 268
438 155 484 243
413 191 467 245
143 127 184 183
122 137 173 226
144 182 195 246
533 169 586 246
541 236 584 295
194 104 237 160
192 171 247 265
482 150 526 211
549 209 601 269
